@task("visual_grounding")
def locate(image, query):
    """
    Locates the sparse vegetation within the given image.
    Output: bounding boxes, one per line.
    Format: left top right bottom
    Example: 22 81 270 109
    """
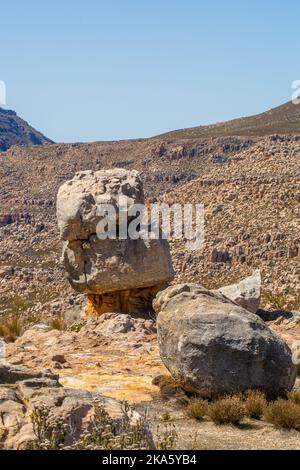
262 290 300 311
31 401 175 450
186 400 209 421
264 399 300 431
207 396 246 425
155 422 178 450
0 314 23 340
31 406 68 450
74 401 153 450
49 315 67 331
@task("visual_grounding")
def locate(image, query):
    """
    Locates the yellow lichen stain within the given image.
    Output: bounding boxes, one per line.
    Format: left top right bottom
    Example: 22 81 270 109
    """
60 372 159 403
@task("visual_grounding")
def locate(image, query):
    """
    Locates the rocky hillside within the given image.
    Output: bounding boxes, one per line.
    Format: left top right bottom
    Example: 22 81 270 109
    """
0 108 53 151
160 100 300 139
0 134 299 325
0 136 255 324
164 135 300 302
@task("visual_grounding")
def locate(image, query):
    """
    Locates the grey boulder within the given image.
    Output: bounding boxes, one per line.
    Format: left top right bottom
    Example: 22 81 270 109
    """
216 270 261 313
154 284 296 398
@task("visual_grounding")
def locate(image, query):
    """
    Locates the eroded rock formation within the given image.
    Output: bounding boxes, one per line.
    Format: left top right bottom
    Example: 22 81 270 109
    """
57 169 174 316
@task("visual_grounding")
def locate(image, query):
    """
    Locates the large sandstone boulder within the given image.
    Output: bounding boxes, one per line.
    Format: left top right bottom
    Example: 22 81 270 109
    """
154 284 296 398
57 169 174 299
62 235 173 294
216 270 261 314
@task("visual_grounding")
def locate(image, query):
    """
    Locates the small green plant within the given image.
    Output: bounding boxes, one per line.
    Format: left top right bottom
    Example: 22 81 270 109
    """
160 412 172 422
31 406 68 450
207 395 245 425
75 401 154 450
156 422 178 450
244 390 267 419
264 399 300 430
68 320 86 332
186 399 209 420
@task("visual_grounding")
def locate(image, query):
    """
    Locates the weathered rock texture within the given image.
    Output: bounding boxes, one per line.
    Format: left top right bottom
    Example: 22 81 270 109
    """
216 269 261 313
154 284 296 398
57 169 174 315
0 364 144 449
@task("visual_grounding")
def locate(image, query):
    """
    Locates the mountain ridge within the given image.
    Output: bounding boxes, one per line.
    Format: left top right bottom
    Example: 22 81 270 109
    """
156 100 300 139
0 107 53 151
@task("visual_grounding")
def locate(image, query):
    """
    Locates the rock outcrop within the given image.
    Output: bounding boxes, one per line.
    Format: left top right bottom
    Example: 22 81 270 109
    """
0 363 152 450
57 169 174 316
216 270 261 313
154 284 296 398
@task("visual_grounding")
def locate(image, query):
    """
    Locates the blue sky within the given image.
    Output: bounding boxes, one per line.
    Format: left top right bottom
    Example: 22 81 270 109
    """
0 0 299 142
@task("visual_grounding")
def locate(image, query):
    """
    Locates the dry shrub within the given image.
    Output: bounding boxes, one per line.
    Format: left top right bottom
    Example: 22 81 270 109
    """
186 400 209 420
244 390 267 419
0 315 23 341
264 399 300 430
287 391 300 406
207 396 245 425
49 315 67 331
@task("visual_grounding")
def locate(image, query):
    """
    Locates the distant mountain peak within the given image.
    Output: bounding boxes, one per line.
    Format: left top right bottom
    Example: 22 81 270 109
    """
0 107 54 151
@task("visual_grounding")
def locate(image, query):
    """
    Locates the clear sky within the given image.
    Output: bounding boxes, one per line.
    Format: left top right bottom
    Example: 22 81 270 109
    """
1 0 299 142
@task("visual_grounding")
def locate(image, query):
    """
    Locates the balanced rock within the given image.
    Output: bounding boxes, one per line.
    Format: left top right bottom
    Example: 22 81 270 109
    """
57 169 174 315
154 284 296 398
216 270 261 313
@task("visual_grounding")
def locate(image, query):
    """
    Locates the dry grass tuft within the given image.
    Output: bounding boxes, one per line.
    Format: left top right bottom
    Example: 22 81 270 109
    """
186 400 209 421
264 399 300 430
287 391 300 406
244 390 267 420
207 396 245 425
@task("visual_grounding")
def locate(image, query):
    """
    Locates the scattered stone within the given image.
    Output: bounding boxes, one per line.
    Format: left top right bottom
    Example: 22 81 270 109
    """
216 270 261 313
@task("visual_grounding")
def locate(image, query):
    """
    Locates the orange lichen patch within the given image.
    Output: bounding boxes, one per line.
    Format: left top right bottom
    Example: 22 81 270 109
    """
60 372 159 403
85 286 163 318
